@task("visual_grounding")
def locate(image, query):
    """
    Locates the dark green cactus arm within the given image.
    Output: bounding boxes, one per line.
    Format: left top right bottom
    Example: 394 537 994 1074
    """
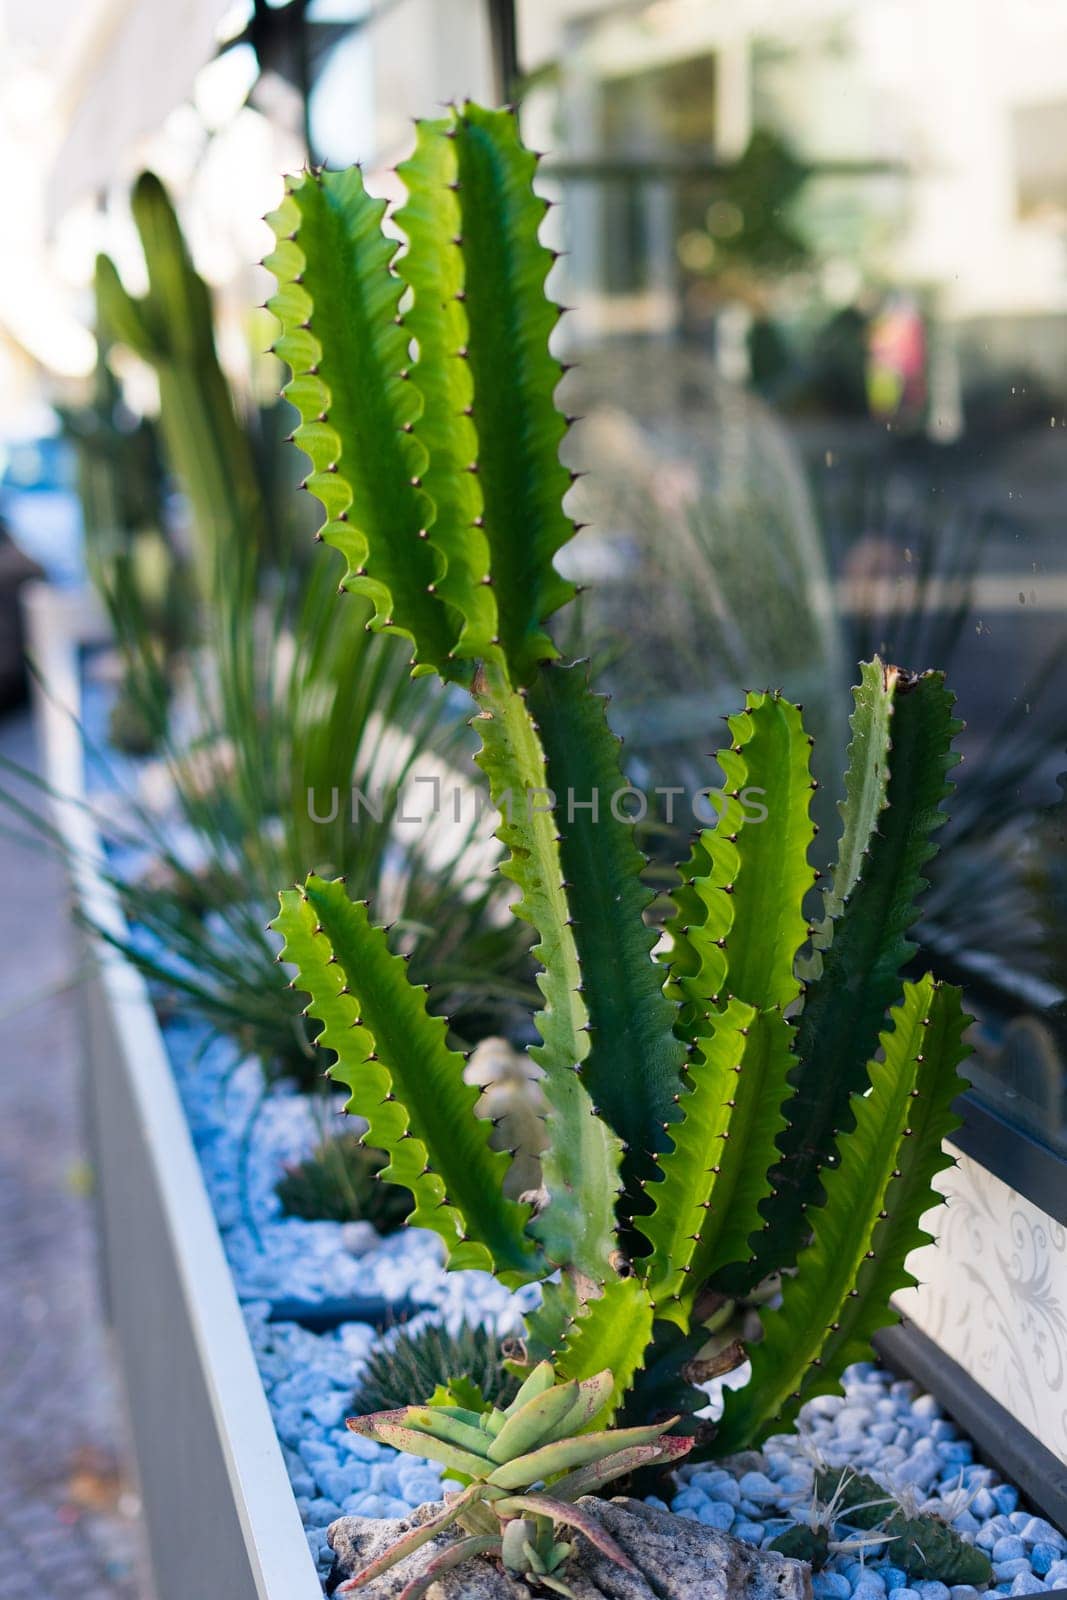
738 666 961 1287
474 662 622 1277
271 875 539 1282
447 103 577 685
713 977 968 1453
638 1004 795 1326
265 171 461 677
528 662 685 1185
393 121 497 663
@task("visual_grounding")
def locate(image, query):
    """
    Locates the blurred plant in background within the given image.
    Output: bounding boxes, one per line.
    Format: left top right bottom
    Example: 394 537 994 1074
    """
3 169 534 1090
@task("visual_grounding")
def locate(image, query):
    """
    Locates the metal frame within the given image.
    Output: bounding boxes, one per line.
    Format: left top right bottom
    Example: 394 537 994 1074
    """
23 585 321 1600
954 1094 1067 1228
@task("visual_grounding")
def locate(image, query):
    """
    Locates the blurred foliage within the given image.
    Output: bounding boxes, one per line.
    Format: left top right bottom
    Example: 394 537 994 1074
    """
276 1134 413 1231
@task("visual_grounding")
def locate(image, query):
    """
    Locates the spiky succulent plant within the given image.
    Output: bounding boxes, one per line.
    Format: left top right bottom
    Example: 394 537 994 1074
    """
338 1363 693 1598
352 1319 519 1417
267 103 971 1454
275 1134 412 1230
811 1466 992 1585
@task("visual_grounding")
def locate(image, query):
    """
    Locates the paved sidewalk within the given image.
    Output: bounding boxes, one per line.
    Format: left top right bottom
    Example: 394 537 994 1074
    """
0 709 150 1599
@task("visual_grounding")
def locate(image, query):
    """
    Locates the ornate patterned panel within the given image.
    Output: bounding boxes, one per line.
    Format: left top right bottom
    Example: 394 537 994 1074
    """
898 1143 1067 1463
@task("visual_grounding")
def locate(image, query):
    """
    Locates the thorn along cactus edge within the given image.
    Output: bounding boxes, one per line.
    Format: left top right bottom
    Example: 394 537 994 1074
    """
266 103 970 1583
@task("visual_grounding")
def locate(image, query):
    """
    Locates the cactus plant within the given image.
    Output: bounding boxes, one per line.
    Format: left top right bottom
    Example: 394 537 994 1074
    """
267 103 972 1451
338 1364 693 1598
813 1466 992 1585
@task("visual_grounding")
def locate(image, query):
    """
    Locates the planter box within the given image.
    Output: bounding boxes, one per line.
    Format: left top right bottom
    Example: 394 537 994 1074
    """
24 581 1067 1595
24 583 322 1600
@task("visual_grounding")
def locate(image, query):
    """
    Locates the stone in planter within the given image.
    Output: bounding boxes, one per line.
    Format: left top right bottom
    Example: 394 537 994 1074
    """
326 1494 812 1599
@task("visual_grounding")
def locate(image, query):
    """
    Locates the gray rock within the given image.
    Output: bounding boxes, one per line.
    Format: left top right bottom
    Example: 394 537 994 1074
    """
326 1494 812 1599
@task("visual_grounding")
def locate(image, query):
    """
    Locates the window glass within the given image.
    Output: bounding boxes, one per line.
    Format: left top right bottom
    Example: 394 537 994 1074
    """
519 0 1067 1156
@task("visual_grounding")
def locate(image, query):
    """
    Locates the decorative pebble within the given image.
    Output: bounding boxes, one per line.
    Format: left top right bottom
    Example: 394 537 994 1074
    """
992 1538 1028 1565
1022 1520 1065 1550
1031 1543 1059 1576
813 1575 851 1599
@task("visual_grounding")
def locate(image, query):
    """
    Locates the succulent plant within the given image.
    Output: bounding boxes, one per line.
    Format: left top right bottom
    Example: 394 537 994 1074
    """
813 1466 993 1586
267 103 971 1453
352 1319 519 1417
338 1363 693 1598
94 171 269 601
275 1134 412 1230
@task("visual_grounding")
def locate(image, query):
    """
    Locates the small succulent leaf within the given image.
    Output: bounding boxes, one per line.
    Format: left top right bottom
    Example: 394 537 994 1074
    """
341 1483 484 1589
449 103 577 683
390 1535 502 1600
668 691 815 1019
393 121 497 662
546 1434 695 1502
485 1419 677 1491
529 661 686 1190
552 1277 656 1428
500 1517 538 1573
713 977 969 1452
433 1378 492 1416
743 666 961 1286
272 876 537 1280
474 663 622 1275
487 1379 580 1463
405 1406 495 1458
265 168 462 676
345 1415 492 1478
494 1496 639 1573
504 1361 558 1417
549 1371 617 1441
639 1003 795 1321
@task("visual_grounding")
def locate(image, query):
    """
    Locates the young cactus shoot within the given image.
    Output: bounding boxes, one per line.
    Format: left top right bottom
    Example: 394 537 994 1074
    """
266 100 972 1545
337 1365 693 1598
